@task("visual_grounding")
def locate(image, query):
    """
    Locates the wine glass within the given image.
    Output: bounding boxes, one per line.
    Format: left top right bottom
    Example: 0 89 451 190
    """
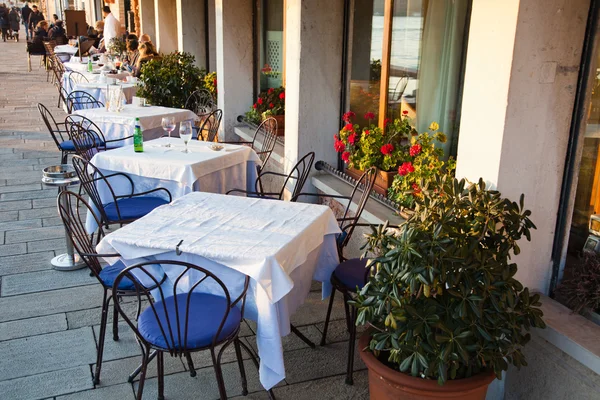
161 117 176 147
180 121 193 153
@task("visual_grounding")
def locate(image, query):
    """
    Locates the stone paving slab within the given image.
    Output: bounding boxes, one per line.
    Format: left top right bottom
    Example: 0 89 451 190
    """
92 323 145 362
56 383 135 400
1 268 96 297
0 210 18 222
0 199 33 211
93 354 187 386
0 313 67 342
6 225 65 244
0 327 96 381
0 365 93 400
0 251 55 277
19 206 61 220
27 237 67 253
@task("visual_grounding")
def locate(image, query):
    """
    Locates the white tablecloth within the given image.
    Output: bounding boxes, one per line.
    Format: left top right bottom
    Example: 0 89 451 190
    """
54 44 78 55
96 192 341 390
74 105 197 144
62 61 131 80
73 82 138 104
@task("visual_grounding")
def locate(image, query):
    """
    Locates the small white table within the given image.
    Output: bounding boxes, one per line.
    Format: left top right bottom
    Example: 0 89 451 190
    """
96 192 341 390
74 105 197 145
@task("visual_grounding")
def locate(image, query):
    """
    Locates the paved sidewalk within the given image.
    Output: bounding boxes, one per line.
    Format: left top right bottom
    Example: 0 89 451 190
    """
0 30 369 399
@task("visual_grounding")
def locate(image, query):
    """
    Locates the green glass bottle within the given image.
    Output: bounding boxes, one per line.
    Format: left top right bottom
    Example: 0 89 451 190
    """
87 57 93 73
134 118 143 152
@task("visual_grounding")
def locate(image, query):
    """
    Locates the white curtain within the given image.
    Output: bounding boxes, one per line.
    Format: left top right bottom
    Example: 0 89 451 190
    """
416 0 469 156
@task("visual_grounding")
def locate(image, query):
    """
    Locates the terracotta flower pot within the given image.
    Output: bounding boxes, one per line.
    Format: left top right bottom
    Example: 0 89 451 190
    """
358 332 496 400
345 167 397 196
269 114 285 137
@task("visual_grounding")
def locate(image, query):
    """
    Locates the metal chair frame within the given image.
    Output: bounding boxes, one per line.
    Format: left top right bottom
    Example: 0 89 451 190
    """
65 114 133 152
38 103 73 164
72 155 172 229
66 70 89 92
113 260 261 400
223 117 278 171
67 122 108 162
295 167 379 385
185 88 216 118
195 109 223 142
66 90 104 114
56 191 165 385
227 152 315 201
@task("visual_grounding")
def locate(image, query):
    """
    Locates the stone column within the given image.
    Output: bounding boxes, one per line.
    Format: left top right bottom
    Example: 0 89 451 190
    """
139 0 156 40
176 0 207 67
455 0 588 295
215 0 253 141
208 0 216 71
283 0 344 189
154 0 177 53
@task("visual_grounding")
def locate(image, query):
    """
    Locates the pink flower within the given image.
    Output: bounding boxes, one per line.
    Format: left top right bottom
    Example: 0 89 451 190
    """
342 111 356 123
341 151 350 163
334 139 345 153
364 112 375 120
409 144 422 157
348 133 357 145
380 143 394 156
398 162 415 176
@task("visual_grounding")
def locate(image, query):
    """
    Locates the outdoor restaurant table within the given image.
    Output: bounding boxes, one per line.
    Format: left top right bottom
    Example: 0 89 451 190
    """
62 60 131 80
96 192 341 390
74 104 197 145
72 81 138 104
54 44 78 55
84 137 261 232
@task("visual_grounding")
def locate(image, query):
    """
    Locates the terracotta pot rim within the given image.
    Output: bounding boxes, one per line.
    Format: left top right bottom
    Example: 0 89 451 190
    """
358 331 496 396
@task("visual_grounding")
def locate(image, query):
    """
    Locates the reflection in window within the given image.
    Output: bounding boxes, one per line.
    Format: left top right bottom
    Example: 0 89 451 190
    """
257 0 284 92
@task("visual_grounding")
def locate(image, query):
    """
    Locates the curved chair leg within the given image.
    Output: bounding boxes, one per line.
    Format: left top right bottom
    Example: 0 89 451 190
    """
93 291 110 385
157 351 165 400
234 338 248 396
343 292 352 333
211 348 228 400
112 297 119 341
136 347 151 400
345 306 357 386
320 289 336 346
185 352 197 377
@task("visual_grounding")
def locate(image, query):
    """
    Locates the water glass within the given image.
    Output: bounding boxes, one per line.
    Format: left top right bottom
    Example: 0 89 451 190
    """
180 121 193 153
161 117 176 147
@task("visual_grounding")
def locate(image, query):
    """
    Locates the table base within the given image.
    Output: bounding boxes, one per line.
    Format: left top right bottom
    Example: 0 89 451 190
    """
51 253 86 271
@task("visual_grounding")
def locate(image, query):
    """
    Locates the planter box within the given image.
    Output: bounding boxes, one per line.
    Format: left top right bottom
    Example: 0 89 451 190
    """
270 114 285 137
346 167 397 196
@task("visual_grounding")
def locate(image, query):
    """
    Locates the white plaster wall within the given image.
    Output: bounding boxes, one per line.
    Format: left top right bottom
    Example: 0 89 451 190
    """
208 0 216 72
284 0 343 184
456 0 589 294
139 0 156 40
176 0 206 67
154 0 177 53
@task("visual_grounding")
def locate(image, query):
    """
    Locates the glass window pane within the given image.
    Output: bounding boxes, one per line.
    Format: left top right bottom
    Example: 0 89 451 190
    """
258 0 284 91
348 0 384 127
388 0 469 155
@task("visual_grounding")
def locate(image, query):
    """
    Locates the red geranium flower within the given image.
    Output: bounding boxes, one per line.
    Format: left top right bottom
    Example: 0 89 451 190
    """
409 144 422 157
342 111 356 123
341 151 350 163
252 103 257 109
398 162 415 176
380 143 394 155
269 103 274 108
268 88 274 94
384 118 391 127
412 183 421 195
364 112 375 120
279 92 285 100
213 79 217 86
402 110 408 115
348 133 357 145
364 129 370 136
334 139 345 153
257 98 263 105
344 123 354 131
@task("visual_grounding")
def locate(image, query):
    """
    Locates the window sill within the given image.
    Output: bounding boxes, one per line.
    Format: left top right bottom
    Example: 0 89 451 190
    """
536 294 600 375
311 173 404 226
233 125 285 165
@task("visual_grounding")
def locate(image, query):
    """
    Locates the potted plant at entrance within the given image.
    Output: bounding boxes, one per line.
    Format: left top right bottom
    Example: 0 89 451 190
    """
245 86 285 136
354 175 546 400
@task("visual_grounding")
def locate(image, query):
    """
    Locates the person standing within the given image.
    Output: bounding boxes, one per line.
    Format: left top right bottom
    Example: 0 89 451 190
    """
28 5 43 34
21 2 31 39
102 5 120 49
8 6 19 42
0 4 9 42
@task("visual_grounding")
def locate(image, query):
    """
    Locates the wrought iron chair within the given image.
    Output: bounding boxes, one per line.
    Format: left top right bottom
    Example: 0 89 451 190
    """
67 123 107 162
56 190 166 385
65 114 133 151
66 91 104 114
113 260 261 400
185 88 216 117
227 152 315 201
72 155 172 230
38 103 75 164
293 167 378 385
66 70 89 92
195 108 223 142
223 117 278 173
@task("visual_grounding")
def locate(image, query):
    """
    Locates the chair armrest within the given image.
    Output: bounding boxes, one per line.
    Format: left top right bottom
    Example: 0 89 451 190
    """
81 252 121 259
126 187 172 202
258 171 297 180
91 172 135 198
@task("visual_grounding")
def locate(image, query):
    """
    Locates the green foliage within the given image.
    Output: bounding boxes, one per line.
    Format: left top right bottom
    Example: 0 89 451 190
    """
137 52 206 109
556 251 600 314
107 37 127 56
370 59 382 81
354 175 545 385
204 71 217 98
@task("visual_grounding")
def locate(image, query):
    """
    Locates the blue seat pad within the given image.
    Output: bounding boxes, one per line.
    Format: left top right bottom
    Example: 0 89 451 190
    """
103 196 168 221
98 260 136 290
333 258 370 291
59 136 105 151
138 292 242 350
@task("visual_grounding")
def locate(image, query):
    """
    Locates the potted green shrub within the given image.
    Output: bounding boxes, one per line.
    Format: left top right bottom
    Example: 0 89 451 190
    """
354 175 546 400
137 52 207 109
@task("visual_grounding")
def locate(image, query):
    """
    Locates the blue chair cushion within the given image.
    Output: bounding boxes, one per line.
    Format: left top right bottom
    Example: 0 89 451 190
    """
333 258 370 291
103 196 169 221
98 260 136 290
138 292 242 350
59 137 105 152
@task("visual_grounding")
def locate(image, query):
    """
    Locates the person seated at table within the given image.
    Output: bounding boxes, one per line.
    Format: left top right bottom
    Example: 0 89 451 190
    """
49 13 58 28
90 20 104 49
48 19 67 43
134 41 159 77
139 33 151 45
124 38 139 73
27 20 48 54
